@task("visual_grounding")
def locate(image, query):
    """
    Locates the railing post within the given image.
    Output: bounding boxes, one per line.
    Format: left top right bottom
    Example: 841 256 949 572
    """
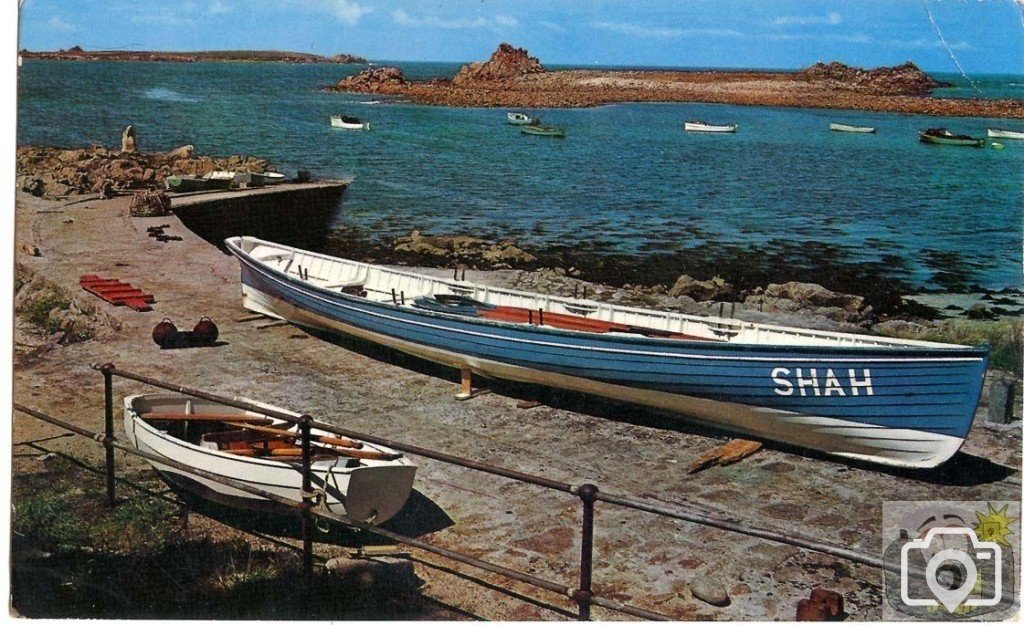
299 414 314 588
573 483 598 621
100 363 116 506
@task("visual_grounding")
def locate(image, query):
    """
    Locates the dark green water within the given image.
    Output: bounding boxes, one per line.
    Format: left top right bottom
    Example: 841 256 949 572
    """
17 60 1024 291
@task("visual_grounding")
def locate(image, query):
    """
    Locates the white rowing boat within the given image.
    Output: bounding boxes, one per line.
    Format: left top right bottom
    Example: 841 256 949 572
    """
124 393 416 524
829 123 876 134
684 121 737 133
987 128 1024 140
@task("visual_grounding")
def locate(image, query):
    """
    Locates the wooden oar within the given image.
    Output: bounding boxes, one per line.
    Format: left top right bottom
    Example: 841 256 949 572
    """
223 445 402 461
229 421 363 450
141 412 275 425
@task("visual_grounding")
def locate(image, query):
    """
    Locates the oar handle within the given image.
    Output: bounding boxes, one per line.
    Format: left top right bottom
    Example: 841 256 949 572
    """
230 422 361 449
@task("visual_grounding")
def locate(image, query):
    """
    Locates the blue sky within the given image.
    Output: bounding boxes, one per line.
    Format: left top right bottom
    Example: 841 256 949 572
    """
16 0 1024 73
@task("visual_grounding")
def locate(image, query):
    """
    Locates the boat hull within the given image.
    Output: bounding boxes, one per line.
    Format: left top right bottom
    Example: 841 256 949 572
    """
123 394 416 524
988 128 1024 140
919 132 984 147
684 122 737 133
226 238 988 469
166 175 220 192
521 125 566 138
830 123 876 134
330 117 370 130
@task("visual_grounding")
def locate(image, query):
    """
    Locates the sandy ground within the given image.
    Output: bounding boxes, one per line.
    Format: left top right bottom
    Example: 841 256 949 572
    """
12 190 1022 620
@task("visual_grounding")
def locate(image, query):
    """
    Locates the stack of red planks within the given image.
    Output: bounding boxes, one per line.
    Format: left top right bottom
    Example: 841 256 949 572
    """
79 274 156 312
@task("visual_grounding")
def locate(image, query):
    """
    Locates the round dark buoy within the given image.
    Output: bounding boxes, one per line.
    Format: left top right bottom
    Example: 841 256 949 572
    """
152 318 178 348
192 317 219 344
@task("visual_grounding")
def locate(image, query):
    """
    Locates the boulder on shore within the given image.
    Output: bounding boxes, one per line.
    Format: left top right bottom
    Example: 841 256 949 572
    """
743 281 871 323
667 274 733 301
451 43 545 85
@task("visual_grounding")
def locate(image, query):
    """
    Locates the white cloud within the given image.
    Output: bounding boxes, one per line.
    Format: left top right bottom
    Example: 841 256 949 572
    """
391 9 517 30
773 11 842 26
539 20 566 33
591 21 742 38
129 10 190 27
292 0 371 25
46 15 76 32
209 1 231 15
885 38 971 51
767 32 871 44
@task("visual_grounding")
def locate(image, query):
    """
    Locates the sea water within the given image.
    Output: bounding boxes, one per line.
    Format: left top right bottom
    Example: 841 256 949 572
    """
16 60 1024 291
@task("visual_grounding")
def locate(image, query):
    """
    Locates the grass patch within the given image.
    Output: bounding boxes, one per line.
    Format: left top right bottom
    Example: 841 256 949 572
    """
13 493 90 550
11 454 428 619
878 319 1023 375
22 292 72 334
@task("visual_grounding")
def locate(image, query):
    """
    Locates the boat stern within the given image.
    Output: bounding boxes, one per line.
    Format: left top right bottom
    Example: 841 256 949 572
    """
338 463 417 524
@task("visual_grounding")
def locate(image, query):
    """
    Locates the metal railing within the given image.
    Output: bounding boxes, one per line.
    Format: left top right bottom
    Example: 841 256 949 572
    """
12 362 900 620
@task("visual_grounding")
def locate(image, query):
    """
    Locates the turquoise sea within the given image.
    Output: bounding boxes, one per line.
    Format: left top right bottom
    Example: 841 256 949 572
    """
16 60 1024 292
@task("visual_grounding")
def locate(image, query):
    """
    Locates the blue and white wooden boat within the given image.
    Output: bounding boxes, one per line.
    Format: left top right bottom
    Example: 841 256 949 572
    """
225 236 989 469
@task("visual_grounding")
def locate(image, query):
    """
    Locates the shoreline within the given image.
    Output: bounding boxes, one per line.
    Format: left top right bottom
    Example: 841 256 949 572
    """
324 227 1024 322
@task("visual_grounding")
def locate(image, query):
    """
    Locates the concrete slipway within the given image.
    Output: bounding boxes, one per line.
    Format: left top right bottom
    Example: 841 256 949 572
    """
12 187 1021 620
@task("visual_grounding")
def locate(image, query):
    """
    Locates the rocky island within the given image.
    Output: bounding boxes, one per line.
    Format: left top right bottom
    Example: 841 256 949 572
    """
328 42 1022 118
20 45 367 64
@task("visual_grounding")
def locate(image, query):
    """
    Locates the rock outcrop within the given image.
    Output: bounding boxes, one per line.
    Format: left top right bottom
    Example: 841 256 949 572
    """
743 281 871 323
331 66 406 92
667 274 733 302
796 61 942 94
451 43 544 85
16 144 271 198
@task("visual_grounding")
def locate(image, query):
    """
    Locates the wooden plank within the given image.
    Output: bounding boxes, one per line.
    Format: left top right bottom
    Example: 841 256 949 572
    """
142 412 275 425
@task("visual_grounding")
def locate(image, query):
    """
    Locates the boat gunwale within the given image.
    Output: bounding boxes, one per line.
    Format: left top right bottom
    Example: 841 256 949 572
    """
125 394 403 473
225 237 989 358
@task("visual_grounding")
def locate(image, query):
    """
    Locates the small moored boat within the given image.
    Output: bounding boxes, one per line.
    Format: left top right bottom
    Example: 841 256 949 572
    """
521 124 566 138
507 112 534 125
684 121 737 133
249 171 287 186
829 123 876 134
124 393 416 524
330 115 371 130
987 128 1024 140
166 174 219 193
226 236 989 469
918 128 984 147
